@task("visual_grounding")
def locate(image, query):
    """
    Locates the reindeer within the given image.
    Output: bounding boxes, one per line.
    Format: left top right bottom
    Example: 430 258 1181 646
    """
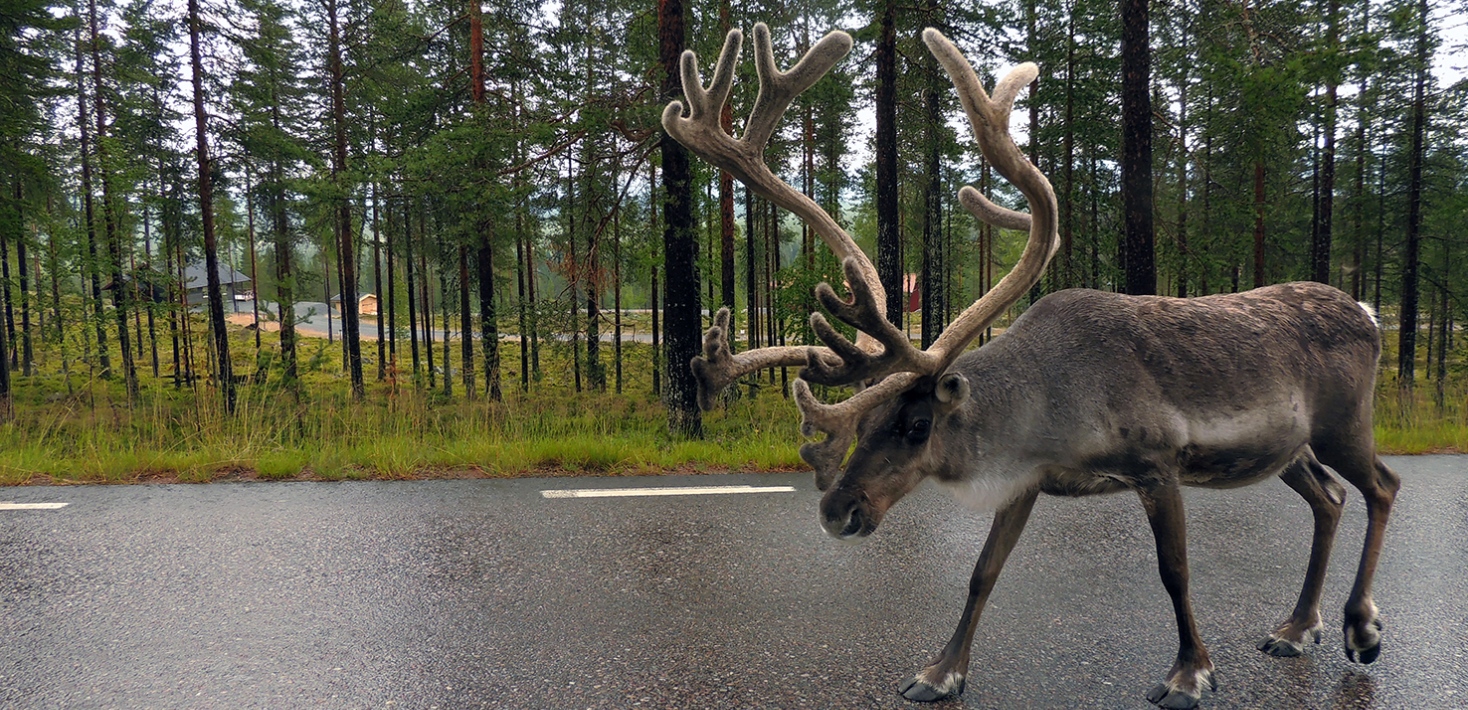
662 24 1400 709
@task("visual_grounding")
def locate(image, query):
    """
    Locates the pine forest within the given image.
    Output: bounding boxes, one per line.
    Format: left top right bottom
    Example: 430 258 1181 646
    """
0 0 1465 482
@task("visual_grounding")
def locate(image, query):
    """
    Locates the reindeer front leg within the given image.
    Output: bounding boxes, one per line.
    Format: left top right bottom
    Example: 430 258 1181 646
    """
1138 482 1216 710
900 488 1039 702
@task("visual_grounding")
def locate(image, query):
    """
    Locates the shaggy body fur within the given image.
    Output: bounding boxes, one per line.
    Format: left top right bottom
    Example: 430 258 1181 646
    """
818 281 1400 709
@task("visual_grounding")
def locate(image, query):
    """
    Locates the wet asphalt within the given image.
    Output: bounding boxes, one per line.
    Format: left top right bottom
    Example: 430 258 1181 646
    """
2 457 1465 709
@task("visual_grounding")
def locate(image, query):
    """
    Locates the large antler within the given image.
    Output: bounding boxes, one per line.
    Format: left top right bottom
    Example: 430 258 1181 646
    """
791 29 1060 476
663 24 888 410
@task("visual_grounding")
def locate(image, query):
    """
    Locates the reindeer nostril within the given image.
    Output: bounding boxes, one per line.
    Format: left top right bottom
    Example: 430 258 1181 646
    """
840 506 866 537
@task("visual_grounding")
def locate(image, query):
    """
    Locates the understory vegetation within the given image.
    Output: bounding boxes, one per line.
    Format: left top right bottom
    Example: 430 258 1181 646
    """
0 314 1461 486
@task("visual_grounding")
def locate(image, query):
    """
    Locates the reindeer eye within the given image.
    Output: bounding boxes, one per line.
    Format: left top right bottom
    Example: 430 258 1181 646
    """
906 418 931 444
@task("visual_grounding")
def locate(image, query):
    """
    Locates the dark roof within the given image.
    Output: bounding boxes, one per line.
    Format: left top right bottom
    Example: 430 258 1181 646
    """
183 261 252 288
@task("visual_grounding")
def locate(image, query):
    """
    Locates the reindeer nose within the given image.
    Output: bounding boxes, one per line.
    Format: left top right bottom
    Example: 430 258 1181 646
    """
820 492 872 539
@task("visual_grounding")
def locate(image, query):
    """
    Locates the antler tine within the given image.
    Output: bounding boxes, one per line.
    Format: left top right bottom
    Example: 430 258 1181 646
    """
690 307 845 411
662 25 873 300
744 24 846 148
920 29 1059 373
958 187 1032 232
668 24 896 406
793 373 919 486
800 257 938 386
679 30 742 124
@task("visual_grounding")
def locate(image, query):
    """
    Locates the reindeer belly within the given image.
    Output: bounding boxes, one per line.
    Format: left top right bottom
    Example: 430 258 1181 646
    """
1177 443 1302 488
1175 410 1309 488
1035 403 1308 495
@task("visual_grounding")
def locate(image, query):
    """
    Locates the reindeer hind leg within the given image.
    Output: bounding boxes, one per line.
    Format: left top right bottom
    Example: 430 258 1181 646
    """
1312 436 1400 665
1259 449 1344 657
1138 481 1216 710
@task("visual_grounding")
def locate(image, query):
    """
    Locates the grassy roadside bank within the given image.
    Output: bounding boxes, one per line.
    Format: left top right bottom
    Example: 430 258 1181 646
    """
2 378 1462 486
2 323 1463 486
0 375 810 486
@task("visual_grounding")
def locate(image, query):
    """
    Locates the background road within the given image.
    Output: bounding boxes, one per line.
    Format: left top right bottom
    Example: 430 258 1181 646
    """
2 457 1465 709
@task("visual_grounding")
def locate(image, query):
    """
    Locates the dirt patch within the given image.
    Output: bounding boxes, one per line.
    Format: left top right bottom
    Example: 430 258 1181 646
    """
224 313 279 332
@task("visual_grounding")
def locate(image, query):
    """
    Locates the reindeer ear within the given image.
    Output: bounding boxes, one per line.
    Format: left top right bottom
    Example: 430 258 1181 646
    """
935 372 969 406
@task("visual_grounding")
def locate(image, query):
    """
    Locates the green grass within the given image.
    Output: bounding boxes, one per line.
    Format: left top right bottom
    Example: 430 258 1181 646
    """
0 310 1463 485
0 315 811 484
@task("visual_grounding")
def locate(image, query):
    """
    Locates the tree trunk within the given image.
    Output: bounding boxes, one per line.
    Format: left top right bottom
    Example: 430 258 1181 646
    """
1397 0 1428 387
659 0 701 436
1351 86 1367 300
1435 282 1449 411
324 246 334 344
1026 0 1044 303
245 172 262 376
326 0 362 398
405 199 420 382
583 157 602 393
14 184 32 376
190 0 233 411
268 83 297 390
478 235 500 400
1312 0 1338 284
1061 11 1075 290
613 199 623 394
745 188 758 354
385 191 397 380
165 189 181 387
568 162 581 394
875 0 901 326
1373 127 1384 313
421 225 435 390
459 245 473 396
719 0 736 318
372 182 385 380
469 0 494 399
515 193 529 391
1253 161 1266 288
50 215 69 392
441 249 452 397
1350 6 1370 301
921 21 944 348
1176 48 1188 298
90 0 137 399
75 29 110 378
650 264 660 397
0 250 7 416
1120 0 1155 296
525 180 539 383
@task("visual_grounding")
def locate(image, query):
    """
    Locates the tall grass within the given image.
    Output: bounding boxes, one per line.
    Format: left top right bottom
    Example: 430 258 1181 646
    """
0 312 1462 485
0 350 808 484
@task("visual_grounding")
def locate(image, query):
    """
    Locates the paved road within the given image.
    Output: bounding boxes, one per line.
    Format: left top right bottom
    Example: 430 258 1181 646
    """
2 458 1465 709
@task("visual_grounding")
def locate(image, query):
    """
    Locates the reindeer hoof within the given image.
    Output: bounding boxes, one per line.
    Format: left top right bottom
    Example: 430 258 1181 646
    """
1145 667 1214 710
1258 620 1322 657
1145 683 1201 710
898 670 965 702
1258 636 1304 657
1345 618 1383 664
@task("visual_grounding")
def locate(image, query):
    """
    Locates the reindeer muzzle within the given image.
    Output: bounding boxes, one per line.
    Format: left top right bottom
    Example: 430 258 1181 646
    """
820 488 878 540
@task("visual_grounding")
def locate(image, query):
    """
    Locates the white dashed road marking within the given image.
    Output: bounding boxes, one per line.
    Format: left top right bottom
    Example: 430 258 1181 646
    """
541 485 796 499
0 502 69 510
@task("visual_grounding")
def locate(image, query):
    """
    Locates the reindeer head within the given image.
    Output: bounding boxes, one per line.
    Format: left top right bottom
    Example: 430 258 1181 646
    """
665 26 1058 541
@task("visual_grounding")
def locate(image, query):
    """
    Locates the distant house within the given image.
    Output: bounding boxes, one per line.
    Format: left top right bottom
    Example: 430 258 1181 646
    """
182 261 252 305
903 273 920 313
330 293 378 316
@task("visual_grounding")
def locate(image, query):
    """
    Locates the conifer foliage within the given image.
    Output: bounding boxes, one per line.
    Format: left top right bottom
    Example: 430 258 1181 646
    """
0 0 1462 430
